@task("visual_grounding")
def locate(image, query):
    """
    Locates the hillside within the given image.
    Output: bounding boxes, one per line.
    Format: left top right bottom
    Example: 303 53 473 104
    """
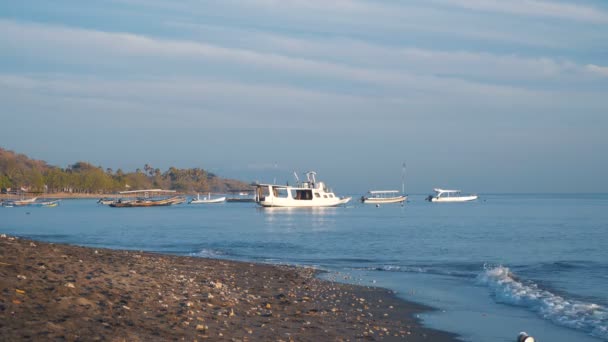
0 148 251 194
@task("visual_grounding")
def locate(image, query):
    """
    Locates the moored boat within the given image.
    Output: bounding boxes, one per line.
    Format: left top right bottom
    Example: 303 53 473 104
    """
361 163 408 205
12 197 38 206
361 190 407 204
189 193 226 204
108 189 185 208
109 195 186 207
97 198 116 205
426 188 478 202
255 171 351 208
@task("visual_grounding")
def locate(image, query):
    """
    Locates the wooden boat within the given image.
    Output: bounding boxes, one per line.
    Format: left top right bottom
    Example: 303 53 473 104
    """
12 197 38 206
108 190 185 208
110 195 186 207
39 200 60 207
362 163 408 205
361 190 407 204
189 193 226 204
255 171 351 208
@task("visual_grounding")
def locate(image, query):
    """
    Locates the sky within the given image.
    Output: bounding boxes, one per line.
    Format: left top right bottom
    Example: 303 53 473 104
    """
1 0 607 193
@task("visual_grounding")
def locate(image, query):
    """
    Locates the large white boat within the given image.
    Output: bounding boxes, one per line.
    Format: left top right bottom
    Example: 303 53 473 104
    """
190 193 226 204
255 171 351 208
361 190 407 204
426 188 478 202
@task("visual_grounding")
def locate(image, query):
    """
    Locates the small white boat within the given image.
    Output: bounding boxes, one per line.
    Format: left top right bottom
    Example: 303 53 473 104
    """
190 193 226 204
38 200 60 207
362 163 408 205
426 188 478 202
361 190 407 204
255 171 351 208
97 198 116 205
12 197 38 206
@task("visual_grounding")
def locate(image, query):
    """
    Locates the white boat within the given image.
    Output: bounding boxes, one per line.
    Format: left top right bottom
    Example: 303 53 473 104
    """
97 198 116 205
362 163 408 205
255 171 351 208
189 193 226 204
12 197 38 206
361 190 407 204
426 188 478 202
38 200 60 207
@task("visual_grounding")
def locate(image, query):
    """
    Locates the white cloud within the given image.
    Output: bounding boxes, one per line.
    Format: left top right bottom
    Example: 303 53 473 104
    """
586 64 608 77
1 19 606 121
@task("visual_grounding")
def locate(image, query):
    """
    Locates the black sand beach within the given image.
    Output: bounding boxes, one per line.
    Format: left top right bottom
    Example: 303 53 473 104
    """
0 234 459 341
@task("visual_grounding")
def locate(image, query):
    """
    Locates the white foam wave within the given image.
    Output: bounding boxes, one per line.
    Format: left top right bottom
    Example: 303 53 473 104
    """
375 265 474 278
477 266 608 340
191 248 225 258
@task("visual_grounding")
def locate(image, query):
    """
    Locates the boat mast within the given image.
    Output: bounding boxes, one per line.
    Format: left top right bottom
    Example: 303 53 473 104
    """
402 162 406 194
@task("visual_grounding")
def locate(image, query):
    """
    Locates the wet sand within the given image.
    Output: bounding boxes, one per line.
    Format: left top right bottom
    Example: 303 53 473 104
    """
0 235 459 341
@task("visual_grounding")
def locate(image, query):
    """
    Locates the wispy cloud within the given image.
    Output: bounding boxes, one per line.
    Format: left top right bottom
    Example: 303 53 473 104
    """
429 0 608 23
586 64 608 77
2 18 605 100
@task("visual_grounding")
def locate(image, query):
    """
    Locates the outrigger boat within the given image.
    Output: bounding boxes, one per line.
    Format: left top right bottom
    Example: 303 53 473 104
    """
255 171 351 208
12 197 38 206
426 188 478 202
109 189 186 208
362 163 408 205
35 200 61 207
189 193 226 204
361 190 406 204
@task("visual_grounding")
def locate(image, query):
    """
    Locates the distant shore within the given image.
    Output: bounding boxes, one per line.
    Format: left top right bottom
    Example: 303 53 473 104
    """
1 193 110 200
0 192 190 200
0 235 458 341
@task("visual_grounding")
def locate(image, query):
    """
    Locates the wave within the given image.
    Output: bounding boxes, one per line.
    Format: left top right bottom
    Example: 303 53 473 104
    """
362 263 480 278
477 265 608 340
190 248 226 258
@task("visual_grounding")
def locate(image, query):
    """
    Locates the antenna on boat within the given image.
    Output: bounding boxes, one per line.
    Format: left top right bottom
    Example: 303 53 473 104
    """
402 162 406 194
293 171 300 186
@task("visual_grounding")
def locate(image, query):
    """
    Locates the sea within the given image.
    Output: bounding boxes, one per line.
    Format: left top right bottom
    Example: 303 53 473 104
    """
1 193 607 342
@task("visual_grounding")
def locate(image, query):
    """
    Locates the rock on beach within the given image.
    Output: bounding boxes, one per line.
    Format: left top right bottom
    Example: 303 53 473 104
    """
0 234 458 341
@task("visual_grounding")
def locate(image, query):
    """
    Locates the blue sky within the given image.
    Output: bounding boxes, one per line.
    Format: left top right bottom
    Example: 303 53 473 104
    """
1 0 607 193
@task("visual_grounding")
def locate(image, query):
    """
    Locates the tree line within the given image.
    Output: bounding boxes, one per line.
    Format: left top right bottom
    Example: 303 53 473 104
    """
0 148 249 194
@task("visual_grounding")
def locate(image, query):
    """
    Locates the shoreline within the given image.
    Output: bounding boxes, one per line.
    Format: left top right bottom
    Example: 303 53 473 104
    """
0 235 460 341
0 193 185 200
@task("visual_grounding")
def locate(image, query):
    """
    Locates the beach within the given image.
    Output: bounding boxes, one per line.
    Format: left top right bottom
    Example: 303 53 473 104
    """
0 234 458 341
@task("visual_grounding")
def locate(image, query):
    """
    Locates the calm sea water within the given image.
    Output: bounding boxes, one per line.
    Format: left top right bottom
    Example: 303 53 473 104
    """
1 194 607 341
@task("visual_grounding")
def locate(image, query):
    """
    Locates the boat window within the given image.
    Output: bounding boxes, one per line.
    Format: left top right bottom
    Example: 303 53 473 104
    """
323 194 328 198
329 194 334 198
275 188 289 198
291 189 313 200
314 192 320 198
258 186 270 200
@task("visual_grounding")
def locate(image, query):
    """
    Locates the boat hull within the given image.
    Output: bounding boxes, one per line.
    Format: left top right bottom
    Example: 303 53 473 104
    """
109 196 185 207
363 196 407 204
190 197 226 204
258 197 351 208
430 195 478 202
